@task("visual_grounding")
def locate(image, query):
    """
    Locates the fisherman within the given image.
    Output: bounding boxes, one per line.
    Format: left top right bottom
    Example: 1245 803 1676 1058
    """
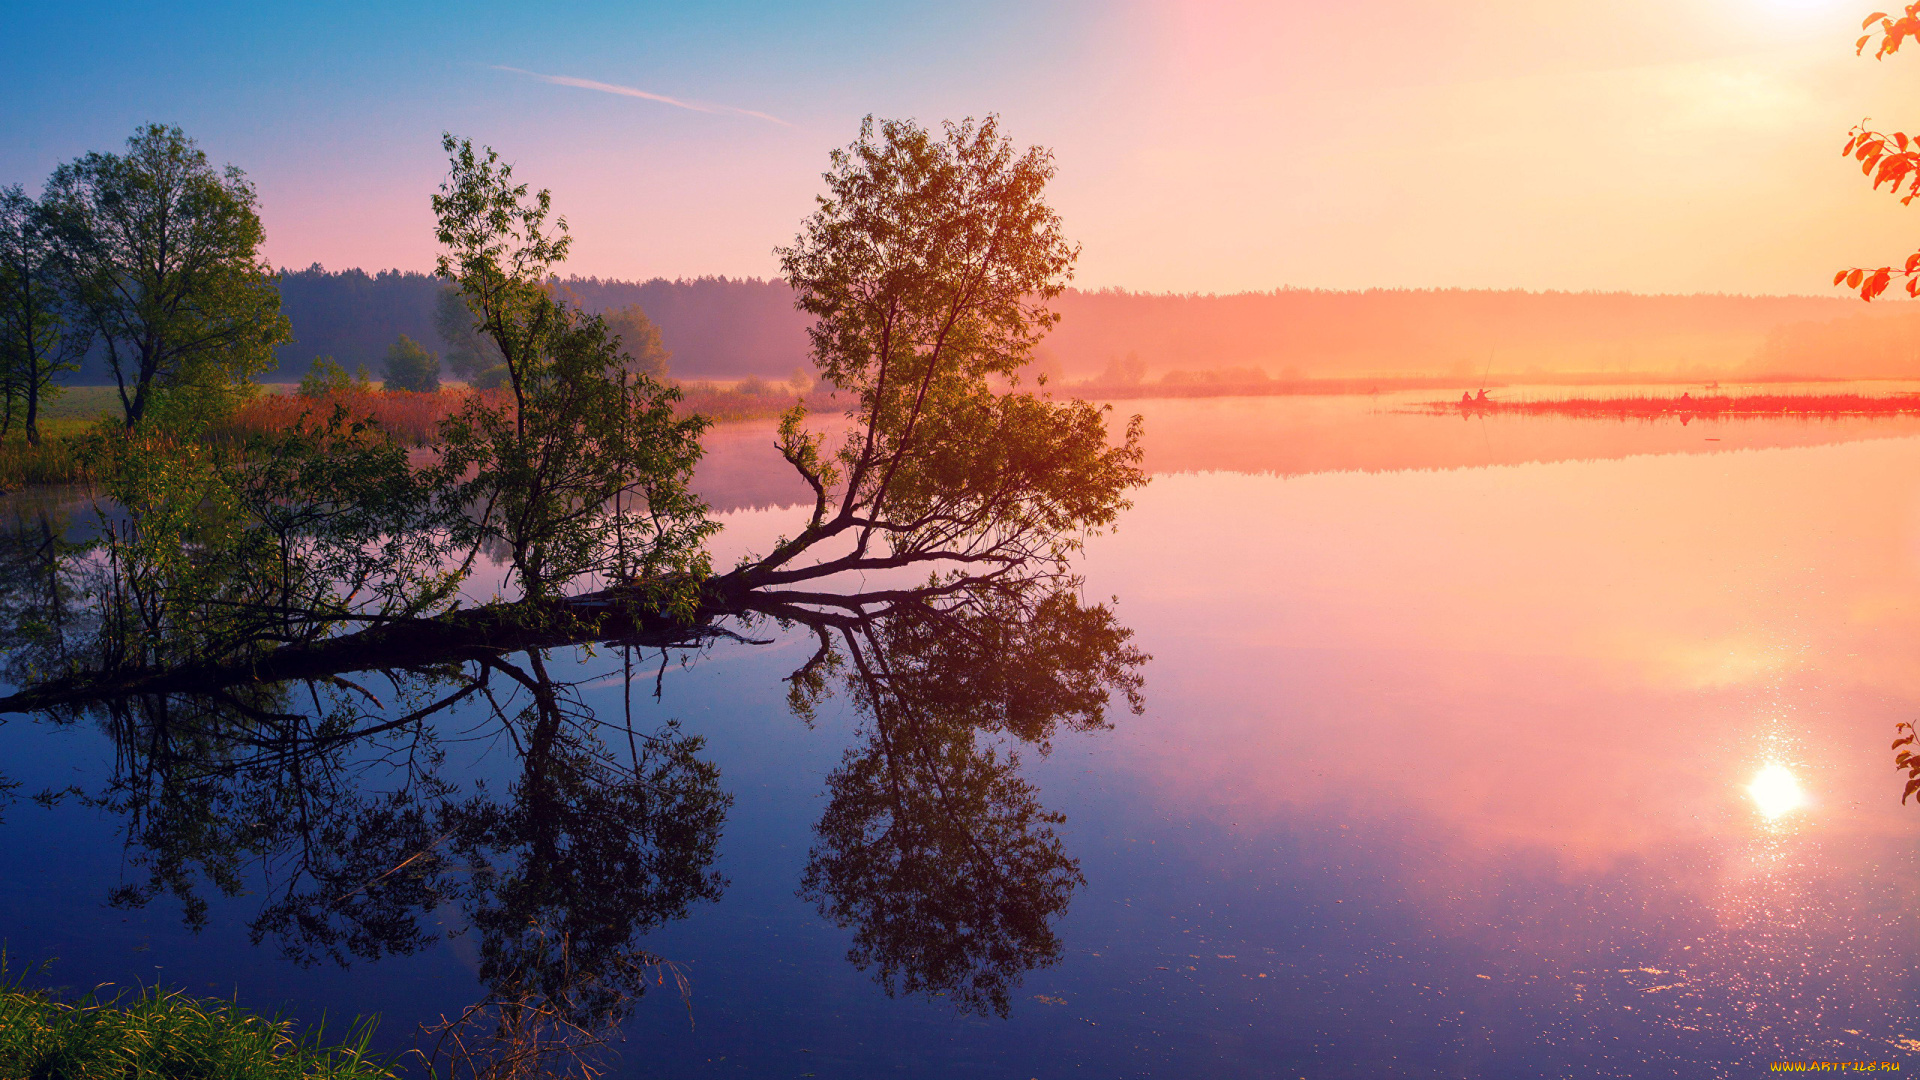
1680 391 1692 404
1475 388 1490 403
1461 391 1473 406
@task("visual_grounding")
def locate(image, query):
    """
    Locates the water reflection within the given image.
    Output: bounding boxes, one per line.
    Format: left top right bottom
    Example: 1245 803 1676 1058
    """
16 392 1920 1075
1057 428 1920 1073
0 490 1145 1070
791 588 1145 1016
692 387 1920 513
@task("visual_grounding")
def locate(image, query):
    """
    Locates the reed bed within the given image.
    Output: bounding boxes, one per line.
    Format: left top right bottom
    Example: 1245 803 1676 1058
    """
0 436 93 490
1424 392 1920 419
0 977 394 1080
227 383 842 444
226 388 499 446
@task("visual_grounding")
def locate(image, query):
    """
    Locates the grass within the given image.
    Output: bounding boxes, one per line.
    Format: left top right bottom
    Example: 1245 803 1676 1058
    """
1422 391 1920 419
0 387 127 490
0 965 395 1080
36 386 126 424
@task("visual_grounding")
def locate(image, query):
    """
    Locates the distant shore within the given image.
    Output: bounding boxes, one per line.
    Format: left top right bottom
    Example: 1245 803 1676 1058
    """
1054 371 1881 401
1416 390 1920 419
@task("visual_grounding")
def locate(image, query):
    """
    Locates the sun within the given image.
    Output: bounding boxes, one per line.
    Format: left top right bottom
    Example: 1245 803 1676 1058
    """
1748 763 1807 819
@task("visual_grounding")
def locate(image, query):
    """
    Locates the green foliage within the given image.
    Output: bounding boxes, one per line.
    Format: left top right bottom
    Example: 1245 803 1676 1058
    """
778 115 1076 394
0 968 393 1079
47 414 453 680
381 334 440 393
750 115 1144 586
297 357 352 398
41 125 288 432
430 135 715 605
600 302 670 379
0 186 82 445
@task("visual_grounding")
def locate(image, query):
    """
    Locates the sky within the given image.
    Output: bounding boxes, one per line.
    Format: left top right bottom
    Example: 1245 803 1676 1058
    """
4 0 1918 296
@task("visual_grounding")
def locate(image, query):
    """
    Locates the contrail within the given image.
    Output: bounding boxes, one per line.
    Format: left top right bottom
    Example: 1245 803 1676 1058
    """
493 66 788 126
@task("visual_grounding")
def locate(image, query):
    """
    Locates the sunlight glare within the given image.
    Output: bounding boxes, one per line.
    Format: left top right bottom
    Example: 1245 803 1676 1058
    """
1748 763 1806 819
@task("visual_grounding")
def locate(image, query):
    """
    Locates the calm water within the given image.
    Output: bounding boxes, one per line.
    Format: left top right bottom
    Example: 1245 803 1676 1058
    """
6 390 1920 1077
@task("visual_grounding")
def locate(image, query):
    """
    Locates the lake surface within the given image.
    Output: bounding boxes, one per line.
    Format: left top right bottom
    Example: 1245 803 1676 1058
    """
6 389 1920 1077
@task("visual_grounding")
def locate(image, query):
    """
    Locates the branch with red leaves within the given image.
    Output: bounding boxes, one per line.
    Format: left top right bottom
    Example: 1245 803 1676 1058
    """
1893 721 1920 802
1836 8 1920 300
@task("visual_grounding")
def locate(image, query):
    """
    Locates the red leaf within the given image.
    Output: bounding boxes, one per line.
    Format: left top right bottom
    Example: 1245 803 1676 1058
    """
1866 11 1889 29
1850 268 1866 288
1837 269 1852 285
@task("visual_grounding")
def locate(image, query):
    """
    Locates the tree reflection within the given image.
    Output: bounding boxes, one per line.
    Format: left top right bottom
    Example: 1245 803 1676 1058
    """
784 583 1144 1016
34 649 729 1077
0 498 1146 1068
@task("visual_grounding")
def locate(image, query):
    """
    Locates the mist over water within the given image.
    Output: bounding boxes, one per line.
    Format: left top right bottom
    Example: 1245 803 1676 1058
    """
7 390 1920 1077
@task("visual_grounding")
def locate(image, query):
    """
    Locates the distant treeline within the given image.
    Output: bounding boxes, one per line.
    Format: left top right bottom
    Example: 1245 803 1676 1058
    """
249 267 807 383
1753 307 1920 378
67 268 1914 384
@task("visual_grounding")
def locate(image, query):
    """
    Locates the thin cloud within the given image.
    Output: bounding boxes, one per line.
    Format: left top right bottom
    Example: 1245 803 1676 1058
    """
493 66 788 126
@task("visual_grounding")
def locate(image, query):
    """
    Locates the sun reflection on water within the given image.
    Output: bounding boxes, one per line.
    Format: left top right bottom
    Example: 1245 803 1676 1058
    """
1747 763 1807 820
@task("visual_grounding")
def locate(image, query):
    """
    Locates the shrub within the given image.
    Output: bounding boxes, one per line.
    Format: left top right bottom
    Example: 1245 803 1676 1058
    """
382 335 442 394
297 358 353 399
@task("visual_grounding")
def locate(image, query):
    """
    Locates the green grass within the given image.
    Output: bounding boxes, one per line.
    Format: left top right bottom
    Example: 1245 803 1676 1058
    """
0 388 123 490
0 966 395 1080
38 386 126 424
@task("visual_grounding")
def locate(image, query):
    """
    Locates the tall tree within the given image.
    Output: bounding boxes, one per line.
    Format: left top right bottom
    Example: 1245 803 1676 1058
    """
0 187 82 444
41 124 287 430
